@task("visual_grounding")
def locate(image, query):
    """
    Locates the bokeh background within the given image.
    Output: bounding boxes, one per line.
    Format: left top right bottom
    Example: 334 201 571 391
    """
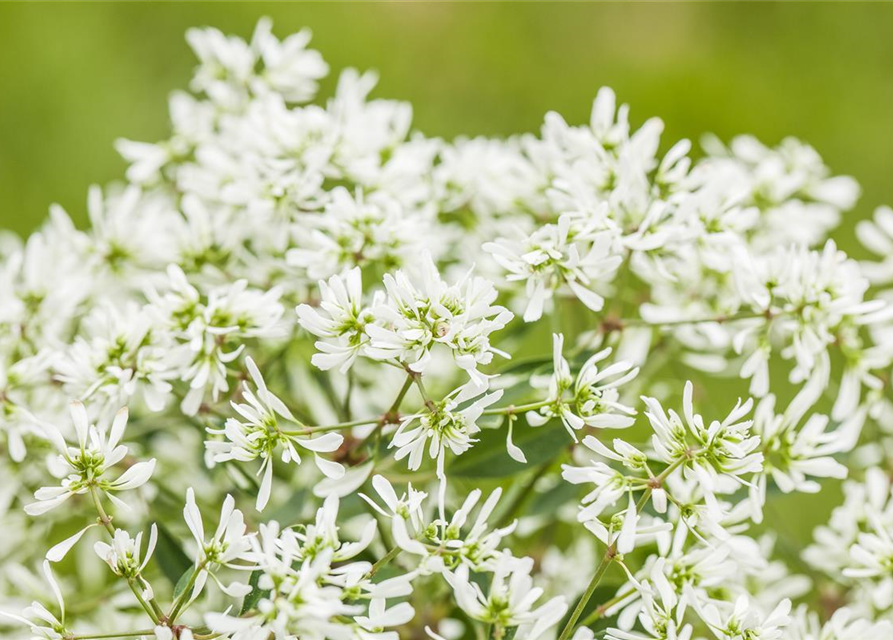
1 1 893 549
3 2 893 258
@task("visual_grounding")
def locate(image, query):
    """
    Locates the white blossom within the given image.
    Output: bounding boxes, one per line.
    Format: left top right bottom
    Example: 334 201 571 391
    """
25 401 155 516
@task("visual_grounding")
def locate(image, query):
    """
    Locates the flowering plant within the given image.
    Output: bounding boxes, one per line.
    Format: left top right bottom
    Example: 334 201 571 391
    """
2 18 893 640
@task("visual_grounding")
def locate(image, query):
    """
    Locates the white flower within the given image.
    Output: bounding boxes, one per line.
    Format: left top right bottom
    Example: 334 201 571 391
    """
296 266 374 373
843 507 893 581
562 437 643 524
484 214 622 322
54 302 176 413
206 356 344 511
0 353 53 462
276 494 376 563
698 595 791 640
430 485 515 572
787 605 893 640
803 467 892 581
94 525 157 580
528 334 638 440
187 17 327 108
858 205 893 284
579 491 670 555
445 555 567 640
251 18 328 103
755 240 889 385
391 386 503 477
606 559 693 640
366 254 512 385
360 475 429 555
182 488 254 598
752 392 849 496
354 599 415 639
287 187 434 280
643 381 761 511
25 401 155 516
206 546 357 640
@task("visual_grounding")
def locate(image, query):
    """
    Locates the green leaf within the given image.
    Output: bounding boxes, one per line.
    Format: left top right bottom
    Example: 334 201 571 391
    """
154 523 192 587
449 416 569 478
173 566 194 600
240 569 269 616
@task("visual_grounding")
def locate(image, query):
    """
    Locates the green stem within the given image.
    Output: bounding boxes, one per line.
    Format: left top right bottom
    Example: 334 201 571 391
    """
71 631 156 640
387 374 415 417
411 372 436 411
557 547 615 640
579 586 636 627
281 416 379 436
88 486 161 626
368 545 402 578
89 485 116 537
282 374 415 437
167 559 209 623
131 585 161 626
557 451 695 639
482 399 551 416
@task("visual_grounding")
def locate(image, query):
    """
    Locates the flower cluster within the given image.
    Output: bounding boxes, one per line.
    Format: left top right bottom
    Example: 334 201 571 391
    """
2 17 893 640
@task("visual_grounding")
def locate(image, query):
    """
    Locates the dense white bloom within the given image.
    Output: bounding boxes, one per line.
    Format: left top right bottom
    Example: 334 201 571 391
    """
391 386 503 476
54 302 176 414
296 267 373 373
528 334 638 440
698 595 792 640
445 556 567 640
2 16 892 640
206 356 343 511
484 215 622 322
182 488 254 598
287 187 434 280
25 401 155 516
366 255 513 386
94 525 157 580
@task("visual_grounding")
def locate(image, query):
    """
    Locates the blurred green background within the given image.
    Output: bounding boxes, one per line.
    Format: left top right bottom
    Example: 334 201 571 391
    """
2 1 893 261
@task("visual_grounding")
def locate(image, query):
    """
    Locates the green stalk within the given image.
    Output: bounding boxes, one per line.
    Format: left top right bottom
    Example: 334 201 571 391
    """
482 399 551 416
368 545 403 578
167 559 209 623
72 630 156 640
579 586 636 627
556 548 615 640
556 451 695 639
89 486 161 625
